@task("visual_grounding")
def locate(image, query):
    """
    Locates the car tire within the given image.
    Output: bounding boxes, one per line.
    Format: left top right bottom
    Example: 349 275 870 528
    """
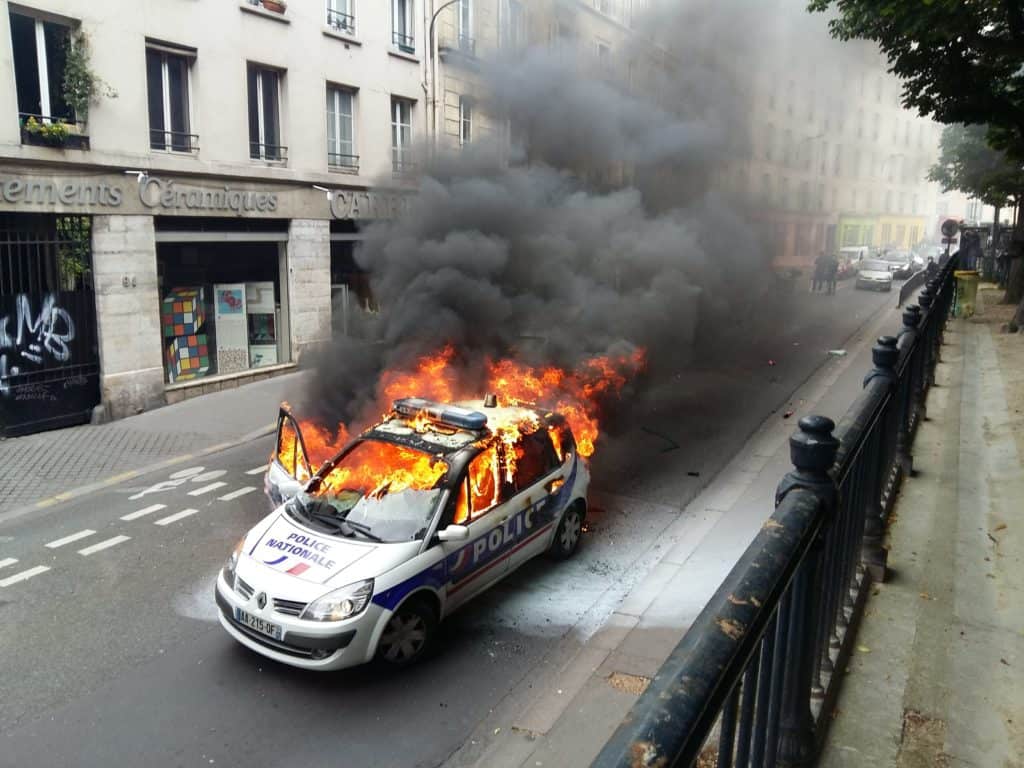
549 501 584 560
375 597 437 668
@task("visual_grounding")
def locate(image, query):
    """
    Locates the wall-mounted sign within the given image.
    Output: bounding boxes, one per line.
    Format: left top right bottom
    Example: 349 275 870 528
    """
139 178 279 215
329 190 409 220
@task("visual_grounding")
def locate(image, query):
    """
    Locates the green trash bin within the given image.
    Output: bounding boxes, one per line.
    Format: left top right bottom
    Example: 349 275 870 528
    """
954 270 980 317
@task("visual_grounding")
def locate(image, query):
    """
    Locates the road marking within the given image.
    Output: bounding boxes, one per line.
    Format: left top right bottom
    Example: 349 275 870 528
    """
219 486 258 501
0 565 50 587
154 508 199 526
78 535 131 556
0 557 19 571
121 503 167 521
45 529 97 549
188 482 227 497
246 465 269 475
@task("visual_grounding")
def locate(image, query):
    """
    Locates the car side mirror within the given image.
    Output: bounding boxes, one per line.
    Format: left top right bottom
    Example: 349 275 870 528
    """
437 524 470 542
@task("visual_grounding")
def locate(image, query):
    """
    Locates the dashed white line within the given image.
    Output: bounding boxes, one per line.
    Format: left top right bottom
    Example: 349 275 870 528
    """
245 464 269 475
154 508 199 526
0 565 50 587
188 482 228 497
121 503 167 521
45 529 97 549
0 557 19 571
219 486 258 501
78 535 131 556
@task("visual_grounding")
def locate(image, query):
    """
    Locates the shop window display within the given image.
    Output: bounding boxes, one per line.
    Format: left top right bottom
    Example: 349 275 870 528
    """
157 241 286 383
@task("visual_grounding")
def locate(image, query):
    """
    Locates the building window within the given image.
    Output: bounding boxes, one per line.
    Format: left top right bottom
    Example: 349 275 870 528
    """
765 123 774 161
762 173 772 204
327 85 357 171
327 0 355 34
391 97 413 174
9 11 74 124
457 0 473 49
146 46 196 152
780 177 789 209
459 95 472 146
392 0 414 53
247 64 285 161
507 0 526 48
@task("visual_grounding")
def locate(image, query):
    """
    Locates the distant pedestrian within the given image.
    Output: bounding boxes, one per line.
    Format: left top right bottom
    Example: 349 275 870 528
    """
926 256 937 279
826 253 839 295
812 252 826 292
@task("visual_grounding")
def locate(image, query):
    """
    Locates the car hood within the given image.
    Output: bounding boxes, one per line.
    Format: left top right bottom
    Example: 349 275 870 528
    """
859 269 891 279
242 511 417 586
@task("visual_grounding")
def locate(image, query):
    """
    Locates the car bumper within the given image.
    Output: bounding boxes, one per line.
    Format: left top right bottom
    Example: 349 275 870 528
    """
856 279 892 290
215 571 386 671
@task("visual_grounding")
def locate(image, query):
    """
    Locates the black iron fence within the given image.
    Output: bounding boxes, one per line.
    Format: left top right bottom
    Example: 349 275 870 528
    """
592 253 959 768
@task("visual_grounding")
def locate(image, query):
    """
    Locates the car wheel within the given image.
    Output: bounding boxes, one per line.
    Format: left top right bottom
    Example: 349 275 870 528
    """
376 598 437 668
549 501 584 560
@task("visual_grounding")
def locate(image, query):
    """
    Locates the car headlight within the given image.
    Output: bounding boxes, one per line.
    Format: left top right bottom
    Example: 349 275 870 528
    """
301 579 374 622
222 538 245 590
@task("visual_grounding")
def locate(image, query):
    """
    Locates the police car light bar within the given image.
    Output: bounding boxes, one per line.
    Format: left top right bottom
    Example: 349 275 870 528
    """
392 398 488 431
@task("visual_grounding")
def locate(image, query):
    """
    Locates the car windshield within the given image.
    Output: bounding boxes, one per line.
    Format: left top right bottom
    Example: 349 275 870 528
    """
884 253 909 262
862 260 889 271
286 439 450 543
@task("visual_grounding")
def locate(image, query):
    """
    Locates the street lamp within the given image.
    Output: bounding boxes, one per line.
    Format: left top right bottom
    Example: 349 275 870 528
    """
427 0 463 151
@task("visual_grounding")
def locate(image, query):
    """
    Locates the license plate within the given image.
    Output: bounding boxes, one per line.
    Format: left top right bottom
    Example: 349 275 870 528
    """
234 607 282 641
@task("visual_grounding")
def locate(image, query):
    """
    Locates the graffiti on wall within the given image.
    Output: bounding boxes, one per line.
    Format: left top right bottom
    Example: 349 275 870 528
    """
0 293 76 397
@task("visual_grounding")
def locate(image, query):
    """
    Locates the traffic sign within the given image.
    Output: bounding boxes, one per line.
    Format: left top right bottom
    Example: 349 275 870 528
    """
941 219 959 238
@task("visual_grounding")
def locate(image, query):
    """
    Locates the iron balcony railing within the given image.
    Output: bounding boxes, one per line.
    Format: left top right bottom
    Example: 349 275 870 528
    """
326 7 355 33
441 34 477 57
392 31 415 53
328 153 359 172
249 142 288 162
150 130 200 153
593 253 959 768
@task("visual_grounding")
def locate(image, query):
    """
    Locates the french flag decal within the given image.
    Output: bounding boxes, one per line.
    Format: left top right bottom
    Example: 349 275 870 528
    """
287 562 311 576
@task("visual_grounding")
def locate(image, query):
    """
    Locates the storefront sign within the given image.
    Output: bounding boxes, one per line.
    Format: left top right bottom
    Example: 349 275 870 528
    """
139 178 278 215
329 190 409 220
1 171 405 221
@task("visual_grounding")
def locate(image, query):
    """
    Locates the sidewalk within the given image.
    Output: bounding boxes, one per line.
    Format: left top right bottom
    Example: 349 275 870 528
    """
0 371 308 519
447 287 919 768
820 284 1024 767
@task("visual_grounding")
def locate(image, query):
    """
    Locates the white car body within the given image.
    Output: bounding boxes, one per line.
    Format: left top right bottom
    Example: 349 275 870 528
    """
216 399 590 671
855 260 894 291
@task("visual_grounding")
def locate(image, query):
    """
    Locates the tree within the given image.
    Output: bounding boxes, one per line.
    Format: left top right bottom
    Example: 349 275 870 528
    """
807 1 1024 160
810 0 1024 319
928 124 1023 211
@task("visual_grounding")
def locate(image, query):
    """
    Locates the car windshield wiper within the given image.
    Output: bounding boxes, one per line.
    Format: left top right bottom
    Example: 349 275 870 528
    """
337 518 384 543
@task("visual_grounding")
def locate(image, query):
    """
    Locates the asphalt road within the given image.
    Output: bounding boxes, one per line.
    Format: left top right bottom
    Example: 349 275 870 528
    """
0 280 898 768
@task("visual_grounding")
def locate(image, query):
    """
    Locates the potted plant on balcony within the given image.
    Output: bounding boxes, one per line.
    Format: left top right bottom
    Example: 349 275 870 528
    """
262 0 287 13
21 116 72 147
58 28 116 148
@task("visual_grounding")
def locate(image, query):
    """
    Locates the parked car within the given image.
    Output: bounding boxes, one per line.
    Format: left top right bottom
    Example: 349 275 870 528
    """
855 259 894 291
839 246 870 274
881 250 914 279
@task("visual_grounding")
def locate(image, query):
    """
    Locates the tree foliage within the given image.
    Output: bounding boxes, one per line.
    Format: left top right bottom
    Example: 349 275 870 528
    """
928 124 1024 207
807 0 1024 159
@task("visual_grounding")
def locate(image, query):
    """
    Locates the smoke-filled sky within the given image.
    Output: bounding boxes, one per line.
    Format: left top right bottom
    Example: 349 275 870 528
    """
303 0 864 427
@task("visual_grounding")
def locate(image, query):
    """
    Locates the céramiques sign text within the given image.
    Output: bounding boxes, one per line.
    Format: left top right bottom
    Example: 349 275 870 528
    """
139 178 278 214
1 174 406 220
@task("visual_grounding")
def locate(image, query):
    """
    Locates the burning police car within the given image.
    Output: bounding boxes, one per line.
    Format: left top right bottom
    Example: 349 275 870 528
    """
215 396 589 671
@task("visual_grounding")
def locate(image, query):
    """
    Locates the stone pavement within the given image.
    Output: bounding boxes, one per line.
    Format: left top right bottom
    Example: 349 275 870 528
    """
0 371 309 518
446 282 918 768
819 284 1024 767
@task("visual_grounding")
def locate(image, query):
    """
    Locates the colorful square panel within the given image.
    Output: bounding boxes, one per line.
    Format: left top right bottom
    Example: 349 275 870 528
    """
160 287 206 337
166 333 210 382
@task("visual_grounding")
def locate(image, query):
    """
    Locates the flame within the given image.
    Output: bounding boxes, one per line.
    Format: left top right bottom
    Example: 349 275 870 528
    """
320 439 448 499
275 346 645 497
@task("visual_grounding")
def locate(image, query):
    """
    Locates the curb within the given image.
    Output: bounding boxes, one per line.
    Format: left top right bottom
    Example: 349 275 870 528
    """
0 422 277 527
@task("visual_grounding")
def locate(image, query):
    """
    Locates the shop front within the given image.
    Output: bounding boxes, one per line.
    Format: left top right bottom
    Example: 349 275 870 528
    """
0 166 408 427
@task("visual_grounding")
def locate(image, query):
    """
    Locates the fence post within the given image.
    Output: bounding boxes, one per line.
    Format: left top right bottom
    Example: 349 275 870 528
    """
860 336 899 582
918 287 937 387
895 309 920 476
774 415 839 767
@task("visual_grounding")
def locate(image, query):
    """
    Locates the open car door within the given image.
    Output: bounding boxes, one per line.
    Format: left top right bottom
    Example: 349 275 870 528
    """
267 407 313 505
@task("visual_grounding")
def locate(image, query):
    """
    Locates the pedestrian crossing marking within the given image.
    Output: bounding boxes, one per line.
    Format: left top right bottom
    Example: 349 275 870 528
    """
219 486 258 501
245 465 269 475
154 509 199 526
121 503 167 521
78 535 131 556
45 530 97 549
188 482 228 497
0 565 50 587
0 558 19 571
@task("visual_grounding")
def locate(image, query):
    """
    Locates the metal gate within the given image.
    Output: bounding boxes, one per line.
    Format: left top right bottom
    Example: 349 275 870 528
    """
0 214 100 437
